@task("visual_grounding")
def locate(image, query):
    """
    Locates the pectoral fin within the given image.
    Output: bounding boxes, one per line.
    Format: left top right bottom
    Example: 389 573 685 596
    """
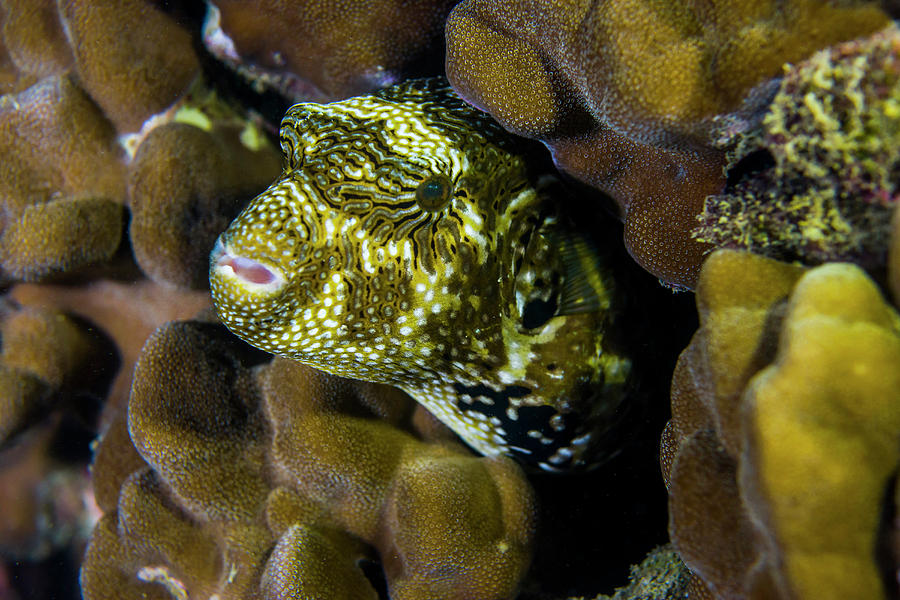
557 233 611 316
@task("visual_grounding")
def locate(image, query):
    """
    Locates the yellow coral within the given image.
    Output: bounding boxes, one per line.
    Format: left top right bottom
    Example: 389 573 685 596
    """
742 263 900 599
889 205 900 303
664 250 900 598
83 321 536 599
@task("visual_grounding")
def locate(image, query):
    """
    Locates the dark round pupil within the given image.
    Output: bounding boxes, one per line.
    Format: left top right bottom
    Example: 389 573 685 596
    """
416 176 451 211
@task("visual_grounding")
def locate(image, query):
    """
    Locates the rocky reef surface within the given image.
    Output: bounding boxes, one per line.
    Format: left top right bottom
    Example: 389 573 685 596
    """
0 2 897 599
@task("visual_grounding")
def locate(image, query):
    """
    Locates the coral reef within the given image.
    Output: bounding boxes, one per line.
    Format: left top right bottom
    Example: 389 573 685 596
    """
203 0 457 101
891 203 900 302
0 303 113 446
0 1 280 288
662 249 900 599
56 0 200 133
8 278 212 414
0 303 109 566
0 5 279 595
576 545 690 600
2 2 894 599
696 25 900 273
0 75 125 281
0 0 199 133
445 0 890 287
128 119 280 288
81 320 536 600
0 424 97 563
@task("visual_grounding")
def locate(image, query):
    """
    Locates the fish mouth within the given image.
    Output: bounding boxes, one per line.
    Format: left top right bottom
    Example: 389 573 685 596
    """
210 237 286 294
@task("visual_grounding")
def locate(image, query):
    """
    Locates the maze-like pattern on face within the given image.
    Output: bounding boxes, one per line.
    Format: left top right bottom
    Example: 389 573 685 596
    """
211 79 630 471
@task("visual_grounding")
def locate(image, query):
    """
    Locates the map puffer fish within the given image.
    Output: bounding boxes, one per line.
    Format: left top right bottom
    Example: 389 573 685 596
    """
210 78 632 471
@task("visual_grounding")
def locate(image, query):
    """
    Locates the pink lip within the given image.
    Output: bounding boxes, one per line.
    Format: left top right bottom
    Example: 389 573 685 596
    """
211 238 283 287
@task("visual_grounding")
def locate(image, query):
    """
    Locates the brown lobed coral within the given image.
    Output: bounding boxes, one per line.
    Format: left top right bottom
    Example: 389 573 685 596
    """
0 303 114 447
891 203 900 302
0 6 282 594
0 73 281 288
128 118 280 288
445 0 890 288
9 2 898 598
0 75 125 282
0 1 282 289
203 0 457 102
0 0 199 133
0 279 207 572
696 25 900 274
661 249 900 599
0 302 114 564
81 320 537 600
8 278 212 415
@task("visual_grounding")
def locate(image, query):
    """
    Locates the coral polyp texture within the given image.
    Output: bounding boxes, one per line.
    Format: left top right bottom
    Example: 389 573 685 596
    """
55 0 200 133
4 1 898 598
203 0 457 101
210 77 637 472
0 75 125 281
80 320 536 600
0 0 289 291
0 304 111 447
0 0 199 133
445 0 890 288
661 249 900 599
128 119 280 288
891 203 900 302
696 25 900 272
0 303 113 563
8 279 213 411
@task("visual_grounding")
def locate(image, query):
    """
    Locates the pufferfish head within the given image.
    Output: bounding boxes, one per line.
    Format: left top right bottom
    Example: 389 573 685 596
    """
210 79 535 380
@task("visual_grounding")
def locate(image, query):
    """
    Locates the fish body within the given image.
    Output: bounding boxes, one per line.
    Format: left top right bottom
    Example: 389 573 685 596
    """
210 78 631 471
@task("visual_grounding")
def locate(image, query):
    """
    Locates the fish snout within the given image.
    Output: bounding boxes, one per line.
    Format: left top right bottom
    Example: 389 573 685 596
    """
210 237 287 294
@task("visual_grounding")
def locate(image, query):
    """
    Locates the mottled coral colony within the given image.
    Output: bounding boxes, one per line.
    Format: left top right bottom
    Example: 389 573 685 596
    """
0 2 898 600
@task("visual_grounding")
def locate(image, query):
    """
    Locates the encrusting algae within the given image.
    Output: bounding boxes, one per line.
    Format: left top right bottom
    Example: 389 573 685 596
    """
696 25 900 272
211 78 633 471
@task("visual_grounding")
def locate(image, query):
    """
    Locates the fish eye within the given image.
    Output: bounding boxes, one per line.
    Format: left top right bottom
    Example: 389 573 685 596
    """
415 175 453 211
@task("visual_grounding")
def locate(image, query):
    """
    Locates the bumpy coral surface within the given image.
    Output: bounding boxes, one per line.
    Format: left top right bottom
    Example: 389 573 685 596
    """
56 0 199 133
81 320 536 600
0 5 285 596
0 303 113 446
696 25 900 272
129 119 280 288
5 2 896 599
0 2 282 289
0 76 125 281
891 204 900 302
0 303 112 565
204 0 457 101
662 249 900 599
445 0 889 287
0 0 199 133
8 279 212 412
